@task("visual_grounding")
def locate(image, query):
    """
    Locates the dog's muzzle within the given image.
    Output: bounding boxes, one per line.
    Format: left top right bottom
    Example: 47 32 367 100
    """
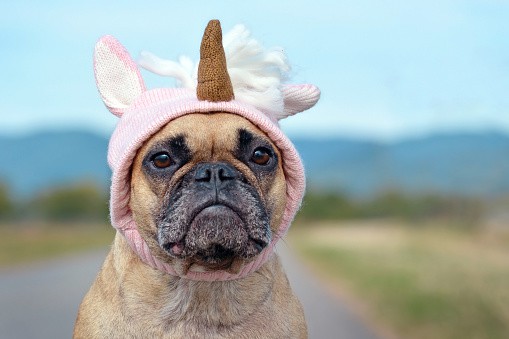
158 162 271 267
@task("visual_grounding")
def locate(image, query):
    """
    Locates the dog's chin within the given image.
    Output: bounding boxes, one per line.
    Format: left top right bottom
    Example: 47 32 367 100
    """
160 205 269 273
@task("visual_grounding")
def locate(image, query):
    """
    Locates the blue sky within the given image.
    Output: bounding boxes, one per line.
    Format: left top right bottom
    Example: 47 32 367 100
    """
1 0 508 140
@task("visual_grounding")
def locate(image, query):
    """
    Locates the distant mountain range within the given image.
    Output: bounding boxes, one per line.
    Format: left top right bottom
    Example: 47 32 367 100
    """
0 131 110 197
1 130 509 198
294 133 509 197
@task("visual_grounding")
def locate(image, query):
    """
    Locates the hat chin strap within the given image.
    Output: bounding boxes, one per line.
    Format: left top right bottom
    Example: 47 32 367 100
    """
121 224 276 281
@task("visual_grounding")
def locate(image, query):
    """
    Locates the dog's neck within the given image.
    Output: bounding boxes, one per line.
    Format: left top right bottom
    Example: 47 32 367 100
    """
109 233 277 328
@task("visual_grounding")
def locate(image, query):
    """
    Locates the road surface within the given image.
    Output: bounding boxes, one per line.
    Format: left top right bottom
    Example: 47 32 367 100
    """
0 246 381 339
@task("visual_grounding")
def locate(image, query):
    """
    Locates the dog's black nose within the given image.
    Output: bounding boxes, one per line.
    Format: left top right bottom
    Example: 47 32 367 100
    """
194 162 239 187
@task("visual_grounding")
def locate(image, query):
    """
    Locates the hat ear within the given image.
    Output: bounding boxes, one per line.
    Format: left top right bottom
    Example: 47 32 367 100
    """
94 35 146 117
279 84 320 120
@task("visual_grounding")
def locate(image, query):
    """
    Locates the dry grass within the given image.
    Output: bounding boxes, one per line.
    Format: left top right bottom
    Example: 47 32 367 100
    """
290 220 509 339
0 222 114 267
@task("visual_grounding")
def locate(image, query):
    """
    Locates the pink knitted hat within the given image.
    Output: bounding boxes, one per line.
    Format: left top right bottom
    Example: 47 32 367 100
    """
94 20 320 281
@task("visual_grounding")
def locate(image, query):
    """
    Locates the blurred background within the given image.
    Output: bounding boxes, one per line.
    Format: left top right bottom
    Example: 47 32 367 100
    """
1 1 509 338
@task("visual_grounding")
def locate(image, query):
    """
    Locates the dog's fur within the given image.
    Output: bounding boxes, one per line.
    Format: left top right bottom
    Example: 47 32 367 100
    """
74 113 307 338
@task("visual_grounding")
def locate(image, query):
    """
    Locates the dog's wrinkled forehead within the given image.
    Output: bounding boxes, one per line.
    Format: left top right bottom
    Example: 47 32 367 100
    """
139 112 277 161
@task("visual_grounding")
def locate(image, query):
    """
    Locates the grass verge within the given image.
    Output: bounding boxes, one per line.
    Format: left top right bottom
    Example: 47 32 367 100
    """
289 220 509 339
0 222 114 267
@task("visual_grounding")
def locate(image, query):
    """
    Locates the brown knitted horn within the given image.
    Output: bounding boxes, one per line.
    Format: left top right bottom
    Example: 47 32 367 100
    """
196 20 234 102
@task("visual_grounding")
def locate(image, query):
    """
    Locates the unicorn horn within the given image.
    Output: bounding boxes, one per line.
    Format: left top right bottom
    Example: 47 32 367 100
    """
196 20 234 102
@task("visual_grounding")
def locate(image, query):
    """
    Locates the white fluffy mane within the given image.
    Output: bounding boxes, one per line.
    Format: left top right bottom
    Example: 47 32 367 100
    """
138 24 291 115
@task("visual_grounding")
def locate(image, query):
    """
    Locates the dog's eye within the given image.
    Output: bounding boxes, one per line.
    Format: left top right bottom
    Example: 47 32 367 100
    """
251 147 272 165
151 152 172 168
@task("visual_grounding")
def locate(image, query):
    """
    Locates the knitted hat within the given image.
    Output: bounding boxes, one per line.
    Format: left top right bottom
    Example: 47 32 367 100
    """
94 20 320 281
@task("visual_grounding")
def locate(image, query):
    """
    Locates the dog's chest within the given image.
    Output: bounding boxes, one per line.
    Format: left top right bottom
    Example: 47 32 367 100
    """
122 286 278 338
118 270 282 338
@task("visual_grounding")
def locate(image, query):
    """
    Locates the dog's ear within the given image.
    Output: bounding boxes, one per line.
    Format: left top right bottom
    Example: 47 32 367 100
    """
279 84 321 120
94 35 146 117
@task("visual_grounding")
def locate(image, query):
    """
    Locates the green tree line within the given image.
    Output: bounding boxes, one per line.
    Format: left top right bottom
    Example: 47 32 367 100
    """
0 181 484 225
0 182 109 222
296 190 483 225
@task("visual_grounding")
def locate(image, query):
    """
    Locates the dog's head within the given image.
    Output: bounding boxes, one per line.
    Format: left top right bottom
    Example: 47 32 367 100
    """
94 20 319 279
130 113 286 273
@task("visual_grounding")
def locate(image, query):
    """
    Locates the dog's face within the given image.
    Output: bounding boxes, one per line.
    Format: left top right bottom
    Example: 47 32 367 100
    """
130 113 287 274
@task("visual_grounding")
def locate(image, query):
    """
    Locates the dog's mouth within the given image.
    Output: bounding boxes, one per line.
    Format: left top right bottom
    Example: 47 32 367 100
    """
160 204 270 270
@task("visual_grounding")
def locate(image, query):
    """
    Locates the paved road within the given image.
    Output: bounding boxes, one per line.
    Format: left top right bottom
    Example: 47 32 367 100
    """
277 245 381 339
0 250 107 339
0 246 381 339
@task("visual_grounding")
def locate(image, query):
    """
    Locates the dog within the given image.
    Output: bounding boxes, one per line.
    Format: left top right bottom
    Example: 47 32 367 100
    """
74 20 319 338
74 113 307 338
